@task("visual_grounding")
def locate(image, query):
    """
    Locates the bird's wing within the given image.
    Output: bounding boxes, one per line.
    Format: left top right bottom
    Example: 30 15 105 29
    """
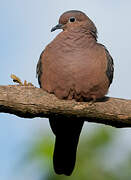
99 44 114 86
105 47 114 85
36 50 45 87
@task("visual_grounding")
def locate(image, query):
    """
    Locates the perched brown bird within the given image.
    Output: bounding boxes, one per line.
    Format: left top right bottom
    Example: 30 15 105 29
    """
36 10 114 176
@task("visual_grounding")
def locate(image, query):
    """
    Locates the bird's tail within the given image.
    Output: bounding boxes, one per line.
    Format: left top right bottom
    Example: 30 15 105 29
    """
49 117 84 176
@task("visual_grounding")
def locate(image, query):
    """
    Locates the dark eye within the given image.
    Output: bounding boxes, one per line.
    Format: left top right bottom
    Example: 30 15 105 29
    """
69 17 76 22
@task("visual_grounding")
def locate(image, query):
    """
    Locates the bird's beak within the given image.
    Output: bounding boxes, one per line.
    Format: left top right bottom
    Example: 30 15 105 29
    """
51 24 63 32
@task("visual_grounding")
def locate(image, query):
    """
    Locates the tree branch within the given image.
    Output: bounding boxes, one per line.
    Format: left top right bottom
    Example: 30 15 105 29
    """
0 85 131 128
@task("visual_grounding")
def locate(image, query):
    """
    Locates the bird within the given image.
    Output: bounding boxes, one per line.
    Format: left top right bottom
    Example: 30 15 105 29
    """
36 10 114 176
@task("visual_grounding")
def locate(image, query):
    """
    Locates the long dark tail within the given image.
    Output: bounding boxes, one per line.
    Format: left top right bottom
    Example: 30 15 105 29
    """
49 117 84 176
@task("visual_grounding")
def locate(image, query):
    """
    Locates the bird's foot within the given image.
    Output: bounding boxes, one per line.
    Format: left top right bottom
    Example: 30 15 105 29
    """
11 74 34 86
88 96 97 106
88 101 95 106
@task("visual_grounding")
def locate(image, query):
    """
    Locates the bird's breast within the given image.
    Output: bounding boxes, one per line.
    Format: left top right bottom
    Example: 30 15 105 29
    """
41 42 109 101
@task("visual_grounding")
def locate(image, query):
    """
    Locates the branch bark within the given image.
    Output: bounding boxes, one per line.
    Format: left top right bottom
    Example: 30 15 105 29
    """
0 85 131 128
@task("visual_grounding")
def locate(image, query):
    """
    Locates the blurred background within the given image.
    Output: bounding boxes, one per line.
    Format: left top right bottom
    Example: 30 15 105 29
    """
1 0 131 179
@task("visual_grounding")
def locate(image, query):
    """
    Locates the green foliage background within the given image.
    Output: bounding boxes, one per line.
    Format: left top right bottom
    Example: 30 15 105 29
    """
19 125 131 180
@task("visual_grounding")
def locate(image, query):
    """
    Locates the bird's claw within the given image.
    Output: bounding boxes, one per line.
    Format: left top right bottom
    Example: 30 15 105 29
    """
10 74 34 86
88 96 97 106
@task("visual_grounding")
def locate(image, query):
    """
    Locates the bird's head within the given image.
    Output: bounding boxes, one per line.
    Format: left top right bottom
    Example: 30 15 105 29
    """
51 10 97 40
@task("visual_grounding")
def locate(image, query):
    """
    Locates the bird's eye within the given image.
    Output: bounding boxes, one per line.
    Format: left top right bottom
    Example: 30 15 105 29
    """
69 17 76 23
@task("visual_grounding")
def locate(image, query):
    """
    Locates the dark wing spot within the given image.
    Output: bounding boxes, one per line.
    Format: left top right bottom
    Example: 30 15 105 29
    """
104 47 114 86
98 44 114 86
36 50 44 87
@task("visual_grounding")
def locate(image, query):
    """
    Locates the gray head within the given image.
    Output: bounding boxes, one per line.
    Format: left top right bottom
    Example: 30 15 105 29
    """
51 10 97 39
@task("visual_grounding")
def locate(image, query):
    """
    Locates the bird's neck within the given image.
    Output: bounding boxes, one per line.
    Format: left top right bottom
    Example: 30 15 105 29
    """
53 29 97 51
